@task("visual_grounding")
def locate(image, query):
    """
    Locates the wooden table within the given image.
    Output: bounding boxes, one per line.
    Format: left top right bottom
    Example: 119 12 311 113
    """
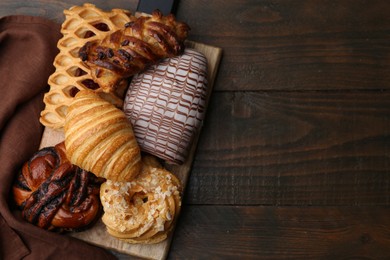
2 0 390 258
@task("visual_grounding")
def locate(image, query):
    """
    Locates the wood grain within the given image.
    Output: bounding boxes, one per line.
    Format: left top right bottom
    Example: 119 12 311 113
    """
176 0 390 91
186 91 390 206
39 42 222 259
169 206 390 259
1 0 390 259
2 0 389 92
0 0 390 91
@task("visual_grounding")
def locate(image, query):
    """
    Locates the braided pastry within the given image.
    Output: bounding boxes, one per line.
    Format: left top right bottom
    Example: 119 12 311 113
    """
64 90 142 182
12 142 103 232
100 156 182 244
79 10 190 92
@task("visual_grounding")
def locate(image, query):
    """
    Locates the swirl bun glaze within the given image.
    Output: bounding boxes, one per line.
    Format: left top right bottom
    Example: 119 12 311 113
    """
12 142 103 232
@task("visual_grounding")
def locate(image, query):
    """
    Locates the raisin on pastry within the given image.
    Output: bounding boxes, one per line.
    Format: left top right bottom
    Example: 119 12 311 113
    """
79 10 190 91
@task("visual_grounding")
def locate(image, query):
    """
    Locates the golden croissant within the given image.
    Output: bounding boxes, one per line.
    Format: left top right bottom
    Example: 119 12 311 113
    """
64 90 141 182
79 10 190 92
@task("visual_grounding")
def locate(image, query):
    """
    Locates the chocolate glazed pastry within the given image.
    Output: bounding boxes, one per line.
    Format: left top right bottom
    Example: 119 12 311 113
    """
12 142 103 232
79 10 190 92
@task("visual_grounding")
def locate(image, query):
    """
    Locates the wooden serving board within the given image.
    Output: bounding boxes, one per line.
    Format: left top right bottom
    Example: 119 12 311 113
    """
39 41 222 260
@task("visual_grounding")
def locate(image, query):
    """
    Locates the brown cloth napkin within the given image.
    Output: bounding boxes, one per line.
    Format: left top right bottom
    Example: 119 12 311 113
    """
0 15 115 260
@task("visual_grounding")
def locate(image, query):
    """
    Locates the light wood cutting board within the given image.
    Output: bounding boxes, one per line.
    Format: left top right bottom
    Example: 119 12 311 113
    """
39 41 222 260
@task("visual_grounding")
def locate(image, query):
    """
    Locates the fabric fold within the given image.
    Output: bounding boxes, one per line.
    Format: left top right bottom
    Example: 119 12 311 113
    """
0 15 115 260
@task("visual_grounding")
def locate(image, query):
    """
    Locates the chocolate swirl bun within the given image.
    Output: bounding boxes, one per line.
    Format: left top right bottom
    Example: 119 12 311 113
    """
12 142 103 232
79 10 190 92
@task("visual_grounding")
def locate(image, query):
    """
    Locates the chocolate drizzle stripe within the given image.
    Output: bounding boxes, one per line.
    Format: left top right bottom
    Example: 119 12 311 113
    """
124 49 208 164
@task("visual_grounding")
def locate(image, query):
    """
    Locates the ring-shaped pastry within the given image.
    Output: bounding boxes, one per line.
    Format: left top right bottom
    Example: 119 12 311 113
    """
100 156 182 243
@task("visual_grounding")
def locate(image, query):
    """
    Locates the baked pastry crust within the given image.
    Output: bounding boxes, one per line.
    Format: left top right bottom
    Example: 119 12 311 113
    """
40 3 134 129
64 90 142 182
12 142 103 231
100 156 182 243
79 10 190 92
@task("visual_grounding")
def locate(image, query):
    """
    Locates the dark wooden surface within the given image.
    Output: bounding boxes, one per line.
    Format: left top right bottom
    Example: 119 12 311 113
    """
1 0 390 258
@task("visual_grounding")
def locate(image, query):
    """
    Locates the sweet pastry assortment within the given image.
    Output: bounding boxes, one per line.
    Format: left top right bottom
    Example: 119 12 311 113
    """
13 3 209 244
40 4 133 129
